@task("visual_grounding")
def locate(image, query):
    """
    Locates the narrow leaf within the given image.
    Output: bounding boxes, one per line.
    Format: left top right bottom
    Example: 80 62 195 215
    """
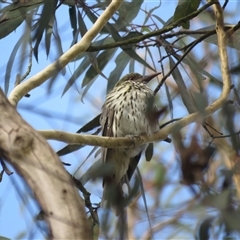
44 17 54 57
107 51 130 93
69 6 77 43
33 0 57 61
145 143 153 162
174 0 200 29
0 1 42 39
169 56 196 113
81 48 117 88
5 35 25 94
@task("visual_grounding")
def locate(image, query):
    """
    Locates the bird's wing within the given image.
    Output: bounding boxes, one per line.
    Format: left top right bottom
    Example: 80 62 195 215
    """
100 107 115 186
101 106 142 184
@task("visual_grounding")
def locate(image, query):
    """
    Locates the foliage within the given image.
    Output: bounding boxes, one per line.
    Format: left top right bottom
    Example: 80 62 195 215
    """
1 0 240 239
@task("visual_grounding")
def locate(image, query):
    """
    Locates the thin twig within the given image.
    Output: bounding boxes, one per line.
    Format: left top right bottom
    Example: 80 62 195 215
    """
71 175 99 225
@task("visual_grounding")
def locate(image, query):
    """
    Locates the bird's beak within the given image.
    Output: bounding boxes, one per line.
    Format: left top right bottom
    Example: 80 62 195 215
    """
138 72 161 83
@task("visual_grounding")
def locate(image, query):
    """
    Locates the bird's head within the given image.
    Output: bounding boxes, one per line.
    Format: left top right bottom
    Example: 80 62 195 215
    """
115 72 161 87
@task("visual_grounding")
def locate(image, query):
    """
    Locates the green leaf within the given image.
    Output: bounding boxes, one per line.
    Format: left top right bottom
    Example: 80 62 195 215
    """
125 48 155 71
69 6 78 43
5 35 25 94
0 1 42 39
129 58 135 73
192 92 208 116
152 14 167 26
164 82 173 120
44 17 54 57
169 56 196 113
174 0 200 29
47 17 66 92
0 15 24 40
52 18 65 76
116 0 144 30
61 53 90 96
81 77 96 102
107 51 130 93
145 143 153 162
33 0 57 61
183 55 222 86
0 236 11 240
81 48 117 88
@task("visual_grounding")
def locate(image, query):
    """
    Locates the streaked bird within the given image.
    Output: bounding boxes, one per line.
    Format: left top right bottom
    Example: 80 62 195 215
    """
100 72 161 213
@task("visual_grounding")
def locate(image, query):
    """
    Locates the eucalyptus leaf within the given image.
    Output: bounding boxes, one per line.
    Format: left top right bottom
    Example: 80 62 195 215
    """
5 35 25 94
0 0 42 39
33 0 57 61
107 51 131 93
173 0 200 29
169 56 195 113
116 0 144 30
145 143 153 162
0 236 11 240
69 6 77 43
53 19 66 76
81 48 117 88
44 17 54 57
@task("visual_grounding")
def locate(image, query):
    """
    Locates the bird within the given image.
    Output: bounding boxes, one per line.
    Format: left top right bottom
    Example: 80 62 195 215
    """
100 72 161 213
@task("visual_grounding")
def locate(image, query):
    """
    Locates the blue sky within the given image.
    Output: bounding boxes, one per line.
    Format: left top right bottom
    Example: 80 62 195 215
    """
0 1 239 239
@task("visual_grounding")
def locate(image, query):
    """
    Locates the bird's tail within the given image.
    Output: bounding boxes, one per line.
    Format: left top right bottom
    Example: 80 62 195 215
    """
101 181 125 216
101 182 128 240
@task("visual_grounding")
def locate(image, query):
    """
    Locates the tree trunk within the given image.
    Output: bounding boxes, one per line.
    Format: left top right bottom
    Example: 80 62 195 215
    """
0 89 91 239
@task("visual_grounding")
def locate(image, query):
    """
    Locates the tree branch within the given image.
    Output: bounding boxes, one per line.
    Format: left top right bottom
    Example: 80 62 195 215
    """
208 1 240 200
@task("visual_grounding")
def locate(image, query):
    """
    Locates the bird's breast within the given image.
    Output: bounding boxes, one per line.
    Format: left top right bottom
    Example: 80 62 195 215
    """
106 87 157 138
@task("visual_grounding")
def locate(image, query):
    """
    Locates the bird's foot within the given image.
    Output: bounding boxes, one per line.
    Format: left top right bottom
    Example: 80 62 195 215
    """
125 135 141 149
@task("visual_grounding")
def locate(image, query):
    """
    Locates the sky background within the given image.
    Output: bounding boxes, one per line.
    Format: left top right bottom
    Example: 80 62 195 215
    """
0 1 239 239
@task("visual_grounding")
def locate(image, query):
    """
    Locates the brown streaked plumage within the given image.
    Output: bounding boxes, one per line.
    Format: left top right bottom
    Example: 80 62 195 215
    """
100 72 161 213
